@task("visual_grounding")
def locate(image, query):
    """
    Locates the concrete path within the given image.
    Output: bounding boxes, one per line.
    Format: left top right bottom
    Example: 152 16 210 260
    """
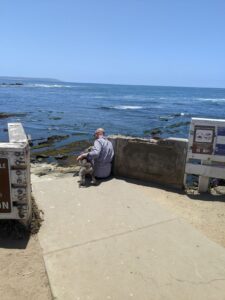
32 175 225 300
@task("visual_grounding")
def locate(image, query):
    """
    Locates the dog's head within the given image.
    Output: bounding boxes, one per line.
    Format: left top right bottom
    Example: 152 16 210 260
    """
79 158 89 167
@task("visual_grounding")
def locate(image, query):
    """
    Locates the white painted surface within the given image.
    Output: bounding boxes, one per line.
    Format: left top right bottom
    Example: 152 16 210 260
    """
185 118 225 192
0 123 31 221
185 163 225 179
8 123 27 143
198 176 210 193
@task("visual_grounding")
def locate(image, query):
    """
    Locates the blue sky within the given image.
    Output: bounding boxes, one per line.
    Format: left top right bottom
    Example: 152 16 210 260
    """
1 0 225 87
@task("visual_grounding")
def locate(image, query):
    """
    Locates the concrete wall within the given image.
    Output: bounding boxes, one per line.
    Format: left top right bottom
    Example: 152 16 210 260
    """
109 136 188 189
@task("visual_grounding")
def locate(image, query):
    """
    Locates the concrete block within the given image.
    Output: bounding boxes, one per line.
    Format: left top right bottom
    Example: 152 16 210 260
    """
109 136 188 189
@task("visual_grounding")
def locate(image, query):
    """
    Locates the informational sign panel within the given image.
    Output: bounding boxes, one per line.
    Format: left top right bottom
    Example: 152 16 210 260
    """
185 118 225 192
192 126 215 154
0 123 31 222
0 158 11 213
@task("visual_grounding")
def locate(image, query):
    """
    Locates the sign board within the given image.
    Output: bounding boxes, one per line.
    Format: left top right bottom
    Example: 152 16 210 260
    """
192 126 215 154
0 123 31 222
184 118 225 192
0 158 11 213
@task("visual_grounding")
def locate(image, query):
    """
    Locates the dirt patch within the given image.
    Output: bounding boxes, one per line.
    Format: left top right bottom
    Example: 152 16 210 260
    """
30 196 44 234
0 235 52 300
141 184 225 248
0 197 51 300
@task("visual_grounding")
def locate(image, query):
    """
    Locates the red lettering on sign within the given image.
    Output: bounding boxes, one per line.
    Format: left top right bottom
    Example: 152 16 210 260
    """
0 158 11 213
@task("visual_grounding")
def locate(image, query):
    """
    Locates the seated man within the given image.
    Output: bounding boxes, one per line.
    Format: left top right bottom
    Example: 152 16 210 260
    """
77 128 114 178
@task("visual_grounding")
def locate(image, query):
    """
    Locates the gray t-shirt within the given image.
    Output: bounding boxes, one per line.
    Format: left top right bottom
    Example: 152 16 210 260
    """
88 137 114 178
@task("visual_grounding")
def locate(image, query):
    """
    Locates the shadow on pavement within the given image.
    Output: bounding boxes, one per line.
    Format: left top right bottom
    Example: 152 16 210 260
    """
117 176 185 195
187 193 225 203
0 196 43 249
75 175 114 188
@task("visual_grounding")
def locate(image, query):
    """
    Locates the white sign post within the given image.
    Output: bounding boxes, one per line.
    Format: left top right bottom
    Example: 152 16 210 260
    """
0 123 32 225
184 118 225 192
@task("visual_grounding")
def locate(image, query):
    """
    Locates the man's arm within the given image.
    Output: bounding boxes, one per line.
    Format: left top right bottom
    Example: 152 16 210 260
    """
87 140 102 159
77 140 102 161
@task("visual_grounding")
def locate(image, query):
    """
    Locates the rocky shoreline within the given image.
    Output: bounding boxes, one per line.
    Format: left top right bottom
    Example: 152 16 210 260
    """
30 136 92 177
0 82 23 86
30 135 225 194
0 112 27 119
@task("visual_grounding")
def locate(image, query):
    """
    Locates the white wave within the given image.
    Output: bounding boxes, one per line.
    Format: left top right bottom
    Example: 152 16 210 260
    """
113 105 143 110
122 95 138 99
197 98 225 102
152 105 163 109
176 112 190 116
29 84 72 88
177 112 191 116
92 96 106 99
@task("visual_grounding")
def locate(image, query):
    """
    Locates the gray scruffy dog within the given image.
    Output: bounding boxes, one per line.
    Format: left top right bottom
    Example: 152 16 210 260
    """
78 157 96 187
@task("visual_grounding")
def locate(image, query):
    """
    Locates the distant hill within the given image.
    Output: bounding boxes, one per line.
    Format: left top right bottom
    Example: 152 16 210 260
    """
0 76 61 82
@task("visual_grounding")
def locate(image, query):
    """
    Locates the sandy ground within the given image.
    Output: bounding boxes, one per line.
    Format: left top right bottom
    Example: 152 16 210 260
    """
0 235 52 300
139 182 225 248
0 163 224 300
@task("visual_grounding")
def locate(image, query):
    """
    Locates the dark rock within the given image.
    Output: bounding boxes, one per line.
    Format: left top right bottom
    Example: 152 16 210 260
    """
32 135 70 149
159 116 173 121
38 141 48 145
0 112 27 119
37 171 48 176
143 130 151 135
167 121 190 129
0 82 23 86
143 128 162 138
72 132 88 136
31 139 92 167
36 154 49 159
150 128 162 135
47 134 69 142
55 154 68 160
49 117 62 120
0 113 15 119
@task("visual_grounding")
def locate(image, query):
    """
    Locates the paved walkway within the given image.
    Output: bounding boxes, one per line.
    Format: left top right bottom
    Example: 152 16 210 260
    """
32 175 225 300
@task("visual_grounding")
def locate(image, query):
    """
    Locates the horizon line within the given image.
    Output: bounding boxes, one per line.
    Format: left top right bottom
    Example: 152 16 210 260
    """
0 75 225 90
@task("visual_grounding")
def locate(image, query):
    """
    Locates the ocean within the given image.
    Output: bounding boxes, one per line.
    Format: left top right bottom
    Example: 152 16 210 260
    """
1 77 225 146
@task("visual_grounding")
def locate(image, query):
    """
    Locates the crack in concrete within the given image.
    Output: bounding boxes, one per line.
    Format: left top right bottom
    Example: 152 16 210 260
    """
171 274 225 285
44 217 177 256
175 277 225 285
